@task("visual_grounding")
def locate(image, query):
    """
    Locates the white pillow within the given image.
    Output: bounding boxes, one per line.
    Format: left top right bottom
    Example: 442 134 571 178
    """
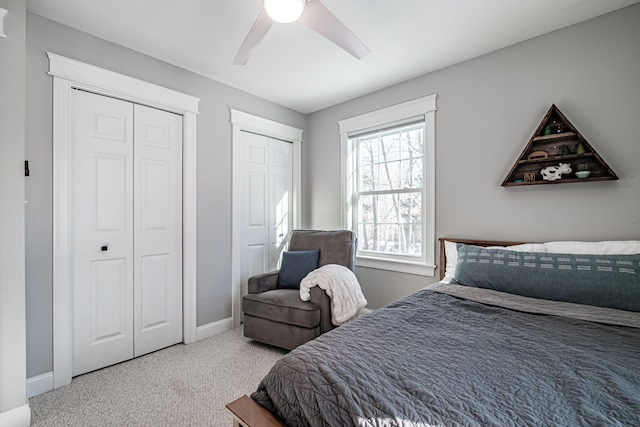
441 240 459 284
543 240 640 255
488 243 547 252
440 241 546 284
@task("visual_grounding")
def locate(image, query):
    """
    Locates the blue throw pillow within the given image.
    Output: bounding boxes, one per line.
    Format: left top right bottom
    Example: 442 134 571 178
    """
452 243 640 312
277 249 320 289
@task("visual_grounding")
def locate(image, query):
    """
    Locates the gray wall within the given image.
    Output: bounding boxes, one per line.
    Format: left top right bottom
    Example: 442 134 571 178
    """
306 5 640 309
0 0 28 418
25 13 308 377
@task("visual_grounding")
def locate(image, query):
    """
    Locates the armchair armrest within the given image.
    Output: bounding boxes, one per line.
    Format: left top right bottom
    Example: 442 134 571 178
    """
248 270 280 294
310 286 336 334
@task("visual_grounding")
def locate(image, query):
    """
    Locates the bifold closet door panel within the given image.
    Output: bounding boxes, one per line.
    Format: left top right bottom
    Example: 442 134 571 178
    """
71 89 135 376
267 138 293 268
133 104 183 358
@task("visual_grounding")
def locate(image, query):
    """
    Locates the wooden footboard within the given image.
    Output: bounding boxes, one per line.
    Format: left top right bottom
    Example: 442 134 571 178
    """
226 395 287 427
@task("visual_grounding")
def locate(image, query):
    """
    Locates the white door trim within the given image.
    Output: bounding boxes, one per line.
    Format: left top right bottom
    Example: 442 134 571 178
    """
49 53 200 389
230 109 303 328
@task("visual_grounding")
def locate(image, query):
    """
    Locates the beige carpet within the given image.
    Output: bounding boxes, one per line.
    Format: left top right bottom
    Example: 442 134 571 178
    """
29 327 287 426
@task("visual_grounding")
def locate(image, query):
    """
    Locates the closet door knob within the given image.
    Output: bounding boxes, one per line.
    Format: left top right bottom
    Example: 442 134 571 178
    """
101 244 109 251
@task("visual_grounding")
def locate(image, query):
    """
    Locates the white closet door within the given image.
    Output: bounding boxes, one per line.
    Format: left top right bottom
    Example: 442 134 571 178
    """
133 104 183 357
240 131 270 298
239 131 293 302
71 90 135 376
71 91 183 376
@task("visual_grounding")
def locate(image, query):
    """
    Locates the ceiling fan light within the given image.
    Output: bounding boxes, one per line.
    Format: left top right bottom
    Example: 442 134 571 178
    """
263 0 306 24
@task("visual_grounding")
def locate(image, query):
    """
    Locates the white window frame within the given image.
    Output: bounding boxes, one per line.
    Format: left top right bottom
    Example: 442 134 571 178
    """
339 94 437 277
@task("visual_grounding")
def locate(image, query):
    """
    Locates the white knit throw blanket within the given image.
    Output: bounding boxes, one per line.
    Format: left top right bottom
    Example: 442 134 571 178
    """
299 264 367 325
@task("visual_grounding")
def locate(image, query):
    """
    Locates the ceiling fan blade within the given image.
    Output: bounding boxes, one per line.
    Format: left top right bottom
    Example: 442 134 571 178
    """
233 9 274 65
298 0 370 60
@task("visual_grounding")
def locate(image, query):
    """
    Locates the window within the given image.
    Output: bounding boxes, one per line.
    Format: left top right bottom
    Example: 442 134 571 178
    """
339 95 436 276
355 121 424 256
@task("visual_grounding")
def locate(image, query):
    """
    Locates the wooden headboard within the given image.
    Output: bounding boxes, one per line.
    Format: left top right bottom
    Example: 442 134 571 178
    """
438 238 526 281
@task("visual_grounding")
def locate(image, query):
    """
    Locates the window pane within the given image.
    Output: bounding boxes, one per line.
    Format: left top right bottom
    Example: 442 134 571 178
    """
360 163 375 191
401 158 423 188
358 192 422 256
357 125 423 191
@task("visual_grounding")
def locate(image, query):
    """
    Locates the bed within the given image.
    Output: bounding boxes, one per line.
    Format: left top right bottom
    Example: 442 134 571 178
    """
227 238 640 426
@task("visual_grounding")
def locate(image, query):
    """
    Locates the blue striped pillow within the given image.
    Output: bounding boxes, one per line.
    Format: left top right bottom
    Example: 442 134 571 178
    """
452 244 640 312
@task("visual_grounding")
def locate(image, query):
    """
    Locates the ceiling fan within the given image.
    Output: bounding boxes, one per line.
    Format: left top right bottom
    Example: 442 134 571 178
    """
233 0 370 65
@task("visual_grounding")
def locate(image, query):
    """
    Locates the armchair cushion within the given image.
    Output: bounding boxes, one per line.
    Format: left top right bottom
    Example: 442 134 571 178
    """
243 289 321 328
277 249 320 289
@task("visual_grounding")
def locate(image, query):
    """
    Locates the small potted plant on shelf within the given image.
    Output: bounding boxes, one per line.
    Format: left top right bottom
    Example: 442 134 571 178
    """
575 164 591 179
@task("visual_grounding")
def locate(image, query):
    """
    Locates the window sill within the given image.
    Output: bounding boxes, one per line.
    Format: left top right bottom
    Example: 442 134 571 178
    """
355 256 436 277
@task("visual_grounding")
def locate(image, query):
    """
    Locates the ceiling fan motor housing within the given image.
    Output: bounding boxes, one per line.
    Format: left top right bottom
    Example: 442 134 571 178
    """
263 0 306 23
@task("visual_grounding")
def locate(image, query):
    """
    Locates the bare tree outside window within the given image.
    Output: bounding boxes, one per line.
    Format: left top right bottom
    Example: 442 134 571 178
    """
355 124 423 257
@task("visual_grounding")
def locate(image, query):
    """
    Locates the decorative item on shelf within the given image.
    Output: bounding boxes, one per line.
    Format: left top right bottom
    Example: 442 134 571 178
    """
527 150 549 160
548 145 562 156
575 163 591 178
549 120 564 134
561 144 570 156
541 163 572 181
523 172 536 182
576 142 586 155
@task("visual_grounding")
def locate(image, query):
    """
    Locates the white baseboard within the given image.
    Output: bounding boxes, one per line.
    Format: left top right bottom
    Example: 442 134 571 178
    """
0 403 31 427
27 371 54 398
195 317 233 341
360 308 373 315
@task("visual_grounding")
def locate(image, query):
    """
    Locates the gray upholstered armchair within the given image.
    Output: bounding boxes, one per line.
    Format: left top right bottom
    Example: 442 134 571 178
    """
242 229 357 350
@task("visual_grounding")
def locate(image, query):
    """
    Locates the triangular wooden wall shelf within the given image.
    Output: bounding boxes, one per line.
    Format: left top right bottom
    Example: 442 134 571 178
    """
502 104 618 186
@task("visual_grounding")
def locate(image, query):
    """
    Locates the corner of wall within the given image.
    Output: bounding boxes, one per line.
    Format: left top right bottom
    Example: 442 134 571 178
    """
0 0 29 424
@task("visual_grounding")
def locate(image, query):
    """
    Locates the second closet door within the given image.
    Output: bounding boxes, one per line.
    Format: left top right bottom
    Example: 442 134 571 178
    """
132 103 183 358
238 131 293 306
71 90 182 376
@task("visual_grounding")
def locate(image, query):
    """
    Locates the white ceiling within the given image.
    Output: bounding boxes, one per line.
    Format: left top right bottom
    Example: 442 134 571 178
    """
26 0 639 114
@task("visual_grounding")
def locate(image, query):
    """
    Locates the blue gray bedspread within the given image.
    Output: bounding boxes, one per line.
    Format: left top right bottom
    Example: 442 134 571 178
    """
251 287 640 426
